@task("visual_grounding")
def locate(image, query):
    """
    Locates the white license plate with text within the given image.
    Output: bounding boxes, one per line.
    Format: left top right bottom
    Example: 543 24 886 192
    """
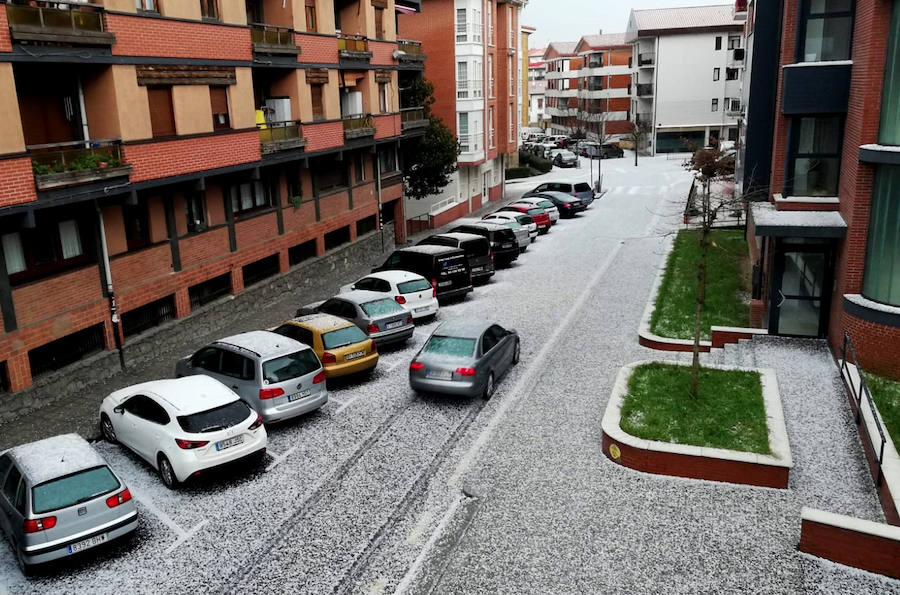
345 351 365 360
385 320 404 330
216 435 244 451
288 389 312 402
68 533 107 554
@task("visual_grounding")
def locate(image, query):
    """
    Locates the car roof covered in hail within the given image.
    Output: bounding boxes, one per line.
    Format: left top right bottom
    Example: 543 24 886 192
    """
365 270 427 284
532 191 580 202
397 244 463 256
107 376 241 416
215 330 308 359
431 319 493 340
285 313 356 333
6 433 110 486
454 221 508 232
428 232 486 243
337 289 398 306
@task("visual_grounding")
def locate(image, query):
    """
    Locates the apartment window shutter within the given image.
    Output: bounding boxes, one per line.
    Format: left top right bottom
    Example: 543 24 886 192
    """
148 87 176 138
305 0 317 32
311 84 325 120
210 86 230 130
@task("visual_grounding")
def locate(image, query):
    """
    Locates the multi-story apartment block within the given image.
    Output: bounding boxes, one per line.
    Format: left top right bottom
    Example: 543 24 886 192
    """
543 41 581 135
744 0 900 380
520 25 535 137
0 0 428 393
626 5 745 154
399 0 526 228
527 47 547 128
573 32 632 142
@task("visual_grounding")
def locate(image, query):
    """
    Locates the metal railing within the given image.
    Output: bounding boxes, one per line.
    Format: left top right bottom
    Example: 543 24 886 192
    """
456 79 469 99
7 0 105 34
29 138 125 173
249 23 295 47
258 120 303 144
429 196 458 215
457 133 478 153
397 39 424 55
337 33 369 52
342 114 375 130
400 107 426 124
455 22 482 43
458 78 485 99
840 331 888 487
638 52 655 66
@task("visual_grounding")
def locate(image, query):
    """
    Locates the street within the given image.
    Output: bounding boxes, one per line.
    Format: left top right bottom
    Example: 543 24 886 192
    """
1 155 895 594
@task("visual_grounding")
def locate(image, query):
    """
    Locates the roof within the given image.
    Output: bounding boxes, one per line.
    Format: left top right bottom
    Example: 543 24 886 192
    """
627 5 742 40
399 244 463 256
285 313 355 333
107 376 241 415
431 232 487 243
750 202 848 238
433 319 493 339
216 330 306 359
365 270 426 284
338 289 396 305
576 32 629 52
543 41 578 60
7 434 108 486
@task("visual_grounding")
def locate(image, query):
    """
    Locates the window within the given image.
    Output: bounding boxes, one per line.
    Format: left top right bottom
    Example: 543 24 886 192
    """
220 350 255 380
147 86 176 138
489 55 494 97
459 112 470 152
310 84 325 121
2 465 21 504
185 192 207 234
801 0 853 61
135 0 157 11
124 203 152 251
286 166 302 200
305 0 317 32
374 7 385 40
456 8 466 42
789 116 842 196
715 36 722 50
273 323 316 346
178 400 251 434
192 347 221 371
711 98 719 111
713 67 721 81
879 0 900 145
487 1 493 45
726 68 739 80
379 83 389 113
200 0 218 20
229 181 272 216
210 86 230 130
379 146 397 173
457 61 468 98
315 159 348 193
728 36 741 50
489 106 495 148
509 102 514 141
355 154 366 182
509 56 514 95
863 165 900 306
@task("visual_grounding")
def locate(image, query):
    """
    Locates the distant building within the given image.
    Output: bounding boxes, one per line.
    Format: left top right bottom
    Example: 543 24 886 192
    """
543 41 581 135
521 26 536 134
528 47 548 128
573 33 633 143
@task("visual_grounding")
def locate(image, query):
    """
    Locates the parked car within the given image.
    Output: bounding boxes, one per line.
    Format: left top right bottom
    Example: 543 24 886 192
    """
339 270 439 321
271 313 378 379
297 290 415 348
175 331 327 423
448 222 520 266
553 150 578 168
0 434 138 574
547 135 569 148
511 196 560 224
373 245 473 301
600 143 625 159
409 320 520 399
483 211 539 242
576 141 600 158
537 143 557 158
525 191 587 217
525 180 595 206
101 376 267 489
478 214 530 252
497 204 552 234
418 232 495 283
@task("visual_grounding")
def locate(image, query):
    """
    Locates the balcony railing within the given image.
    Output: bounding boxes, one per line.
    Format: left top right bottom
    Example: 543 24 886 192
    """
342 114 376 139
458 133 480 153
637 83 654 97
6 0 115 46
400 107 428 131
397 39 426 63
258 121 307 154
638 52 655 67
249 23 299 55
455 23 483 43
29 139 131 191
337 34 371 60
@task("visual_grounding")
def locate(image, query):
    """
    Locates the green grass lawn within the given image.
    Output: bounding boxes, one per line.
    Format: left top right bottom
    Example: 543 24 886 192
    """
866 372 900 453
620 362 771 454
650 229 750 340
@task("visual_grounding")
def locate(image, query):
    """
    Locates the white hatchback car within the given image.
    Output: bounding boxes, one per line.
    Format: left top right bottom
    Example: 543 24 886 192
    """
510 197 560 224
482 212 538 242
341 270 439 321
100 376 267 489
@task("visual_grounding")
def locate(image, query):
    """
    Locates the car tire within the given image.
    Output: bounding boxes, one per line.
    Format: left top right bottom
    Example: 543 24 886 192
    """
158 454 179 490
15 545 33 578
100 414 117 444
512 340 520 364
483 372 495 400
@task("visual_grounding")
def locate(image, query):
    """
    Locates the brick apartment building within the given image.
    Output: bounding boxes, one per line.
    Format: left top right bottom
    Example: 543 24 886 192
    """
398 0 526 229
743 0 900 379
0 0 429 393
572 32 632 143
542 41 580 136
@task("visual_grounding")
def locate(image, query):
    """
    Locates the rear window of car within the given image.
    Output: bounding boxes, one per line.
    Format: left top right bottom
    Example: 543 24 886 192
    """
504 220 522 230
517 215 534 225
177 399 251 434
32 466 120 514
538 200 554 209
462 239 490 256
423 336 476 358
361 298 405 317
398 279 432 294
574 183 591 192
262 349 321 383
322 325 368 349
527 208 544 216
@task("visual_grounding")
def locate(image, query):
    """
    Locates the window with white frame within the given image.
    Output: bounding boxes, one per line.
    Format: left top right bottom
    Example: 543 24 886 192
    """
508 55 514 95
456 9 467 42
489 55 494 97
487 1 494 46
508 102 514 141
457 61 468 98
489 106 495 148
473 59 483 97
459 112 470 152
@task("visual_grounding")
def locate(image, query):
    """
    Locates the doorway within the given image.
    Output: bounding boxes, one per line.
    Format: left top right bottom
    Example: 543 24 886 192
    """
769 241 834 337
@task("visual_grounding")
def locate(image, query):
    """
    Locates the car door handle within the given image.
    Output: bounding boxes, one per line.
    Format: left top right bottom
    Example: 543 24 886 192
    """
231 385 239 390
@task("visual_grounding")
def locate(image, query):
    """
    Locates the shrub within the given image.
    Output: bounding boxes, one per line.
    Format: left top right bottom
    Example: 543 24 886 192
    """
505 166 534 179
518 150 551 174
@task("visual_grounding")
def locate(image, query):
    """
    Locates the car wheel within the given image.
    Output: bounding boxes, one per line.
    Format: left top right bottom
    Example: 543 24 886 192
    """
512 340 520 364
158 454 179 489
483 372 495 400
100 414 117 444
15 545 32 577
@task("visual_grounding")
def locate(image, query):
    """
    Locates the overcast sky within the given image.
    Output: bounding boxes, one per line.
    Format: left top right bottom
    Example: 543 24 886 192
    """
521 0 729 49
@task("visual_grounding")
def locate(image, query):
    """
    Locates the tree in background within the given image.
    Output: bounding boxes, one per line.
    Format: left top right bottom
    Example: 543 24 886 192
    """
401 78 460 201
625 120 653 166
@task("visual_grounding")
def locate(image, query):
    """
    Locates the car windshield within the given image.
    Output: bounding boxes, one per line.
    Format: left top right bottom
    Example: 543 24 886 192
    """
178 400 251 434
322 325 368 349
362 298 405 317
263 350 321 383
398 279 433 294
504 221 522 230
527 208 544 216
423 336 476 358
32 466 120 514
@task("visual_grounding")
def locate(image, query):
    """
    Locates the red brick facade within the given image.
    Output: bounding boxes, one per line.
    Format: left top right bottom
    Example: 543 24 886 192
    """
0 5 11 54
125 131 262 183
296 33 340 64
0 157 37 208
107 13 252 61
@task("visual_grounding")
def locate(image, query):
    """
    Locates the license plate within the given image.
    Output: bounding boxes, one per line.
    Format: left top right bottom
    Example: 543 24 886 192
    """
414 306 430 313
216 435 244 451
426 370 452 380
288 389 311 402
472 266 484 272
502 243 513 249
68 533 107 554
438 280 452 287
345 351 365 361
386 320 404 329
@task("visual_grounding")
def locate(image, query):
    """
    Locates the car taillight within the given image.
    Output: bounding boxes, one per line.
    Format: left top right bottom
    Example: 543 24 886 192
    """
313 370 326 384
175 438 209 450
410 361 424 370
321 352 337 364
248 414 264 431
395 295 407 305
23 516 57 533
106 488 132 508
366 323 379 334
563 203 572 209
491 252 495 263
259 387 285 400
431 278 438 297
456 367 477 376
370 339 377 353
406 314 413 324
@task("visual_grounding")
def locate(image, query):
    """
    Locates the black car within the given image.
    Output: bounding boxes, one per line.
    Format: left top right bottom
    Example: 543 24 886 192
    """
600 143 625 159
525 191 587 217
449 222 520 267
418 232 495 284
373 245 473 301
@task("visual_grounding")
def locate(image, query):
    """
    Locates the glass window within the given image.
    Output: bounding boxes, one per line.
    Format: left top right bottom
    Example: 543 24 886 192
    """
423 336 476 357
879 1 900 145
361 298 404 317
2 465 20 503
2 233 25 275
220 351 255 380
801 0 853 62
230 181 271 216
192 347 221 371
305 0 317 32
456 8 467 42
379 83 389 113
178 400 250 433
272 324 315 346
32 466 120 514
713 67 720 81
185 192 207 234
322 325 367 349
712 98 719 111
200 0 218 20
715 36 722 50
136 0 156 11
863 165 900 306
790 116 842 196
262 350 320 383
397 279 432 294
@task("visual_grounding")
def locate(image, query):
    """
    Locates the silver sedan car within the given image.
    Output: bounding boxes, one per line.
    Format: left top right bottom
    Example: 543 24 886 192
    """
298 290 415 347
409 320 520 399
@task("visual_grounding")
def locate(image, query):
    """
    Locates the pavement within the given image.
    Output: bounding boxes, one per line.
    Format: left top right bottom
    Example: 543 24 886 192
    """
1 154 896 594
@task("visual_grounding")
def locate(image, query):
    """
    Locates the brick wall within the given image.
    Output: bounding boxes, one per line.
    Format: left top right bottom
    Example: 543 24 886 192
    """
124 130 261 182
768 0 799 195
179 227 231 269
296 33 339 64
110 243 174 298
304 121 345 152
282 201 318 233
370 40 398 66
107 13 252 60
319 191 351 221
837 311 900 379
235 211 279 251
0 5 11 53
374 114 401 139
11 266 103 328
0 157 37 208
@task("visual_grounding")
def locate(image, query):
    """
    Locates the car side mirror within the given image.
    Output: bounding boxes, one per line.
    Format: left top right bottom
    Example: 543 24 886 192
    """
113 405 124 415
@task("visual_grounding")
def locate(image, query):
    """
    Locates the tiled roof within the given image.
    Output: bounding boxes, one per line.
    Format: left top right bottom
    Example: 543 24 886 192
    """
544 41 578 58
628 4 739 35
578 32 628 50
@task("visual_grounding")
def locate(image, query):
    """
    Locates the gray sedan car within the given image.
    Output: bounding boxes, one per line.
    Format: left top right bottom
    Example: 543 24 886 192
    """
0 434 138 575
409 320 520 399
298 290 415 347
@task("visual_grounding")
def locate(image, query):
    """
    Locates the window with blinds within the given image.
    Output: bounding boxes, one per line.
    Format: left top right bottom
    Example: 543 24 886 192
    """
311 84 325 121
148 87 176 138
306 0 317 32
210 86 230 130
375 7 384 40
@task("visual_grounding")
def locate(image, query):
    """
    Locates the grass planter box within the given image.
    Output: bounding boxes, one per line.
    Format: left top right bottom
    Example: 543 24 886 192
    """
602 361 793 488
35 165 132 191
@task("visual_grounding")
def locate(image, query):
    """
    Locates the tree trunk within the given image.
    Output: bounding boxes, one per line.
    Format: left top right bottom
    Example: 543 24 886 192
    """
689 180 711 399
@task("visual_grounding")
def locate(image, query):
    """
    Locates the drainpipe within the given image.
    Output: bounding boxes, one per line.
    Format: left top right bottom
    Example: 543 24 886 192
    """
76 75 90 147
375 145 385 251
96 202 126 369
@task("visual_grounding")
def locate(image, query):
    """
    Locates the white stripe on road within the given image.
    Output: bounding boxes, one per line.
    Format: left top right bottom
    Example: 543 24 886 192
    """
265 445 298 472
336 393 366 414
132 489 209 555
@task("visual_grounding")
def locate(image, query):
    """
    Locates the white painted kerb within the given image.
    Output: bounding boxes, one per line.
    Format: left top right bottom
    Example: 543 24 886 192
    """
802 507 900 542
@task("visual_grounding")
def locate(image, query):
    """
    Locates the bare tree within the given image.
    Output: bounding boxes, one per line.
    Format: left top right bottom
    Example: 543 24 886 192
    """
625 120 653 167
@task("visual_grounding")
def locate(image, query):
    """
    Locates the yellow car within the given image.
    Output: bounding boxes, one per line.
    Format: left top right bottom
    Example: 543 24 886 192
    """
271 314 378 378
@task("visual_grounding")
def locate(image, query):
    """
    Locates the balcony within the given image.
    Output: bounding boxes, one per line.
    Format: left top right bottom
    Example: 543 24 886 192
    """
637 83 654 97
397 39 426 64
258 121 307 154
457 133 479 154
455 23 483 44
638 52 655 67
343 114 376 140
337 34 372 62
29 139 131 191
250 23 300 56
6 0 115 46
400 107 429 131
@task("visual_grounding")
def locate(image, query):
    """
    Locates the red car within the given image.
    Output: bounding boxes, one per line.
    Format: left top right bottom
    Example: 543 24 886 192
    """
498 204 551 234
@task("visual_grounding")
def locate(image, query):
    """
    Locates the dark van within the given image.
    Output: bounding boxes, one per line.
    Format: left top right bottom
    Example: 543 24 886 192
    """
449 222 520 267
373 245 473 300
417 232 494 283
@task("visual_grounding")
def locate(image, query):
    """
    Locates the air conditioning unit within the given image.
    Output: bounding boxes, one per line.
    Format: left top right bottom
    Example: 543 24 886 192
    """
263 97 292 124
733 48 745 61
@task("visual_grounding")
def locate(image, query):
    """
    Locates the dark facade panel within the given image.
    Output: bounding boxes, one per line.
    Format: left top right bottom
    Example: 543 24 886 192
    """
781 63 851 114
859 146 900 165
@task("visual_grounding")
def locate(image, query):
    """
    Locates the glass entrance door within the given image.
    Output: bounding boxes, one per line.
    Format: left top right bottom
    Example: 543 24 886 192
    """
770 245 833 337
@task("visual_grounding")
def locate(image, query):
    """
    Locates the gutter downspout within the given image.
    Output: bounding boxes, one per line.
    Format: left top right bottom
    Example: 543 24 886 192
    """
96 202 126 370
376 146 385 252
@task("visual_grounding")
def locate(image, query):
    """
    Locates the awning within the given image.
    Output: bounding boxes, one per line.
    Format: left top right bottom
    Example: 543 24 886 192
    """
750 201 847 238
395 3 420 15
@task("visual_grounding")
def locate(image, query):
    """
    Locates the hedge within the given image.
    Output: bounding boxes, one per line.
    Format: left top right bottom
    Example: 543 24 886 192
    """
505 166 535 179
518 150 552 174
